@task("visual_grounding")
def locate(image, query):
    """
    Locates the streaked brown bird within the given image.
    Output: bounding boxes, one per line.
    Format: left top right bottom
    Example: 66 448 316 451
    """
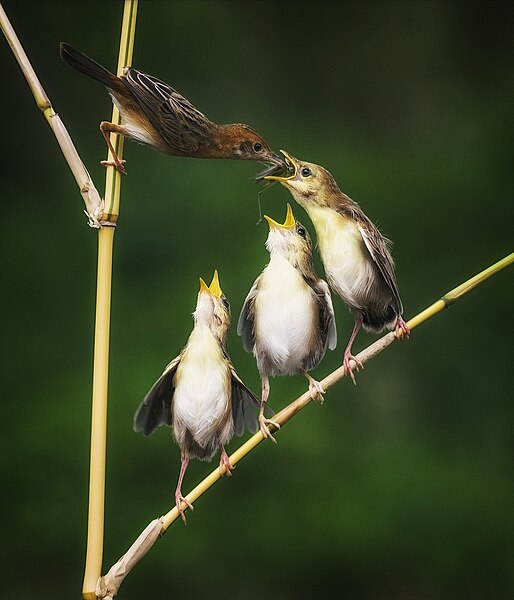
133 271 259 523
265 152 409 383
238 204 337 440
59 43 285 175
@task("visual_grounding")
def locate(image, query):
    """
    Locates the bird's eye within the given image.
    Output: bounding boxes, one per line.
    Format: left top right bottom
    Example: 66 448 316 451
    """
253 142 263 152
301 167 312 177
297 227 307 238
222 296 230 310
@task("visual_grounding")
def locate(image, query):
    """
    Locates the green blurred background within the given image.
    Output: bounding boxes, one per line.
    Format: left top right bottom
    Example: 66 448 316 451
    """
2 1 513 598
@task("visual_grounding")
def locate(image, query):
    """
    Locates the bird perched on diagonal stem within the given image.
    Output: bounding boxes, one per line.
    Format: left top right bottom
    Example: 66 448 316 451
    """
238 204 337 440
134 271 259 523
59 43 285 176
265 153 409 383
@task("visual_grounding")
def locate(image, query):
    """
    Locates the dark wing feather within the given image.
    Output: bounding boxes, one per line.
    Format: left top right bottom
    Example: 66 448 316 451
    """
337 200 403 315
133 355 181 437
121 68 212 153
237 277 260 353
357 218 403 314
311 278 337 351
229 364 259 436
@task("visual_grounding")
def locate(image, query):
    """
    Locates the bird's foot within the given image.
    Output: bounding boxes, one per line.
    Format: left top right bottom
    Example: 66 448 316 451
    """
304 373 325 404
343 352 364 385
259 415 280 443
100 158 127 175
395 316 410 340
175 491 194 525
219 448 235 477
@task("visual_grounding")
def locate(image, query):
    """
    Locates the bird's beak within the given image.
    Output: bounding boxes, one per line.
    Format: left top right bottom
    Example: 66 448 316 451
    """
199 276 210 294
255 150 294 182
199 270 223 298
209 270 223 298
264 150 298 182
264 203 296 230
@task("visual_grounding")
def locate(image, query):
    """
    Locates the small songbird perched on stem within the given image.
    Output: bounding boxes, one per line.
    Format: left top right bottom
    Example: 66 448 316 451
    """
265 153 409 383
59 43 285 176
238 204 337 440
134 271 259 523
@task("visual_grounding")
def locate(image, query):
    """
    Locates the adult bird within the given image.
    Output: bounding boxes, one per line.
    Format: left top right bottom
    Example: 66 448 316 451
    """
238 204 337 440
265 153 409 383
134 271 259 523
59 43 285 175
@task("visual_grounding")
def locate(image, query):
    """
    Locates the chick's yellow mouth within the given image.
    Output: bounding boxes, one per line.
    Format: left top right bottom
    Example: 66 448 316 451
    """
264 150 298 182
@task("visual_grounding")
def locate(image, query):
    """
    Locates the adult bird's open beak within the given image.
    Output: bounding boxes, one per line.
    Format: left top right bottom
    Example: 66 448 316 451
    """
263 150 298 182
264 203 296 230
255 150 291 181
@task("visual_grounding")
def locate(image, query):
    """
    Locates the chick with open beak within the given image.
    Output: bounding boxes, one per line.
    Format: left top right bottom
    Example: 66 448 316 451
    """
265 152 409 383
238 204 337 441
134 271 259 523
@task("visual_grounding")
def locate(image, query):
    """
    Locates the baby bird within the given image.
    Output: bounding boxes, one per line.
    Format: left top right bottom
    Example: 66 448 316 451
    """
59 43 285 175
237 204 337 440
265 153 409 383
134 271 259 523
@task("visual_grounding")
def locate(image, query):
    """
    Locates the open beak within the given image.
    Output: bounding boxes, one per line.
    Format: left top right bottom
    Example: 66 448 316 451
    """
255 150 292 181
264 203 296 229
199 270 223 298
263 150 298 182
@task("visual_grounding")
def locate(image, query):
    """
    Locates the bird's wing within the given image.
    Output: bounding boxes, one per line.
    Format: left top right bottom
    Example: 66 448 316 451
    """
133 355 181 437
357 216 403 315
229 364 260 436
237 277 260 353
311 278 338 351
122 68 212 153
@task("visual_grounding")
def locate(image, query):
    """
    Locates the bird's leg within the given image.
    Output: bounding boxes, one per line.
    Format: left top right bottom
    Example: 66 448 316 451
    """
303 371 325 404
100 121 127 175
343 312 364 385
259 375 280 443
175 452 194 525
219 446 235 477
395 316 410 340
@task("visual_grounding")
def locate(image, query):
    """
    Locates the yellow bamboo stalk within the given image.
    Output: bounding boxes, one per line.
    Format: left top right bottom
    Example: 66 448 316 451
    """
83 2 138 599
96 252 513 599
0 2 104 226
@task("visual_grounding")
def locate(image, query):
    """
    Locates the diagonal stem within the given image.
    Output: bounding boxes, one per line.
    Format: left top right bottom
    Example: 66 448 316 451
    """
0 1 104 226
96 251 513 598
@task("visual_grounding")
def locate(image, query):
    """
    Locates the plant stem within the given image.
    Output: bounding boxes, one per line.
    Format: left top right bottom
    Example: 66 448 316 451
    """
0 2 104 226
82 3 139 599
97 251 513 598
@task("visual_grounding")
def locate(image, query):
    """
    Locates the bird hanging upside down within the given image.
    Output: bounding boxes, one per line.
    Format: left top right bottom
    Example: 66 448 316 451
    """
265 152 409 383
134 271 259 523
59 43 286 176
238 204 337 440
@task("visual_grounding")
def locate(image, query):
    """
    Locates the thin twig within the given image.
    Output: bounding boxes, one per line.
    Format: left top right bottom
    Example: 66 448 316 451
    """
0 2 104 227
96 251 513 598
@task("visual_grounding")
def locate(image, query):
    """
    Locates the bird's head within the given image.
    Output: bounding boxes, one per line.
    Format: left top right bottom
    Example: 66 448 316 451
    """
264 151 342 209
195 270 230 343
223 124 286 172
264 203 313 270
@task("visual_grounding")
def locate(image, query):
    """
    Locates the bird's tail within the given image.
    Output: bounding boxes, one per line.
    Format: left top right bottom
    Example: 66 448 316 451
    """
60 42 117 88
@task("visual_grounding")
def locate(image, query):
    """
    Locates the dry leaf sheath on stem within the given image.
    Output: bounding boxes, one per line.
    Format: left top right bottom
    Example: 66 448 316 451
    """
97 251 513 600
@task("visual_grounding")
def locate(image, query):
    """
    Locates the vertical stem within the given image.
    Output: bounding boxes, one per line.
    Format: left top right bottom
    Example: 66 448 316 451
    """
83 2 138 598
83 226 115 600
